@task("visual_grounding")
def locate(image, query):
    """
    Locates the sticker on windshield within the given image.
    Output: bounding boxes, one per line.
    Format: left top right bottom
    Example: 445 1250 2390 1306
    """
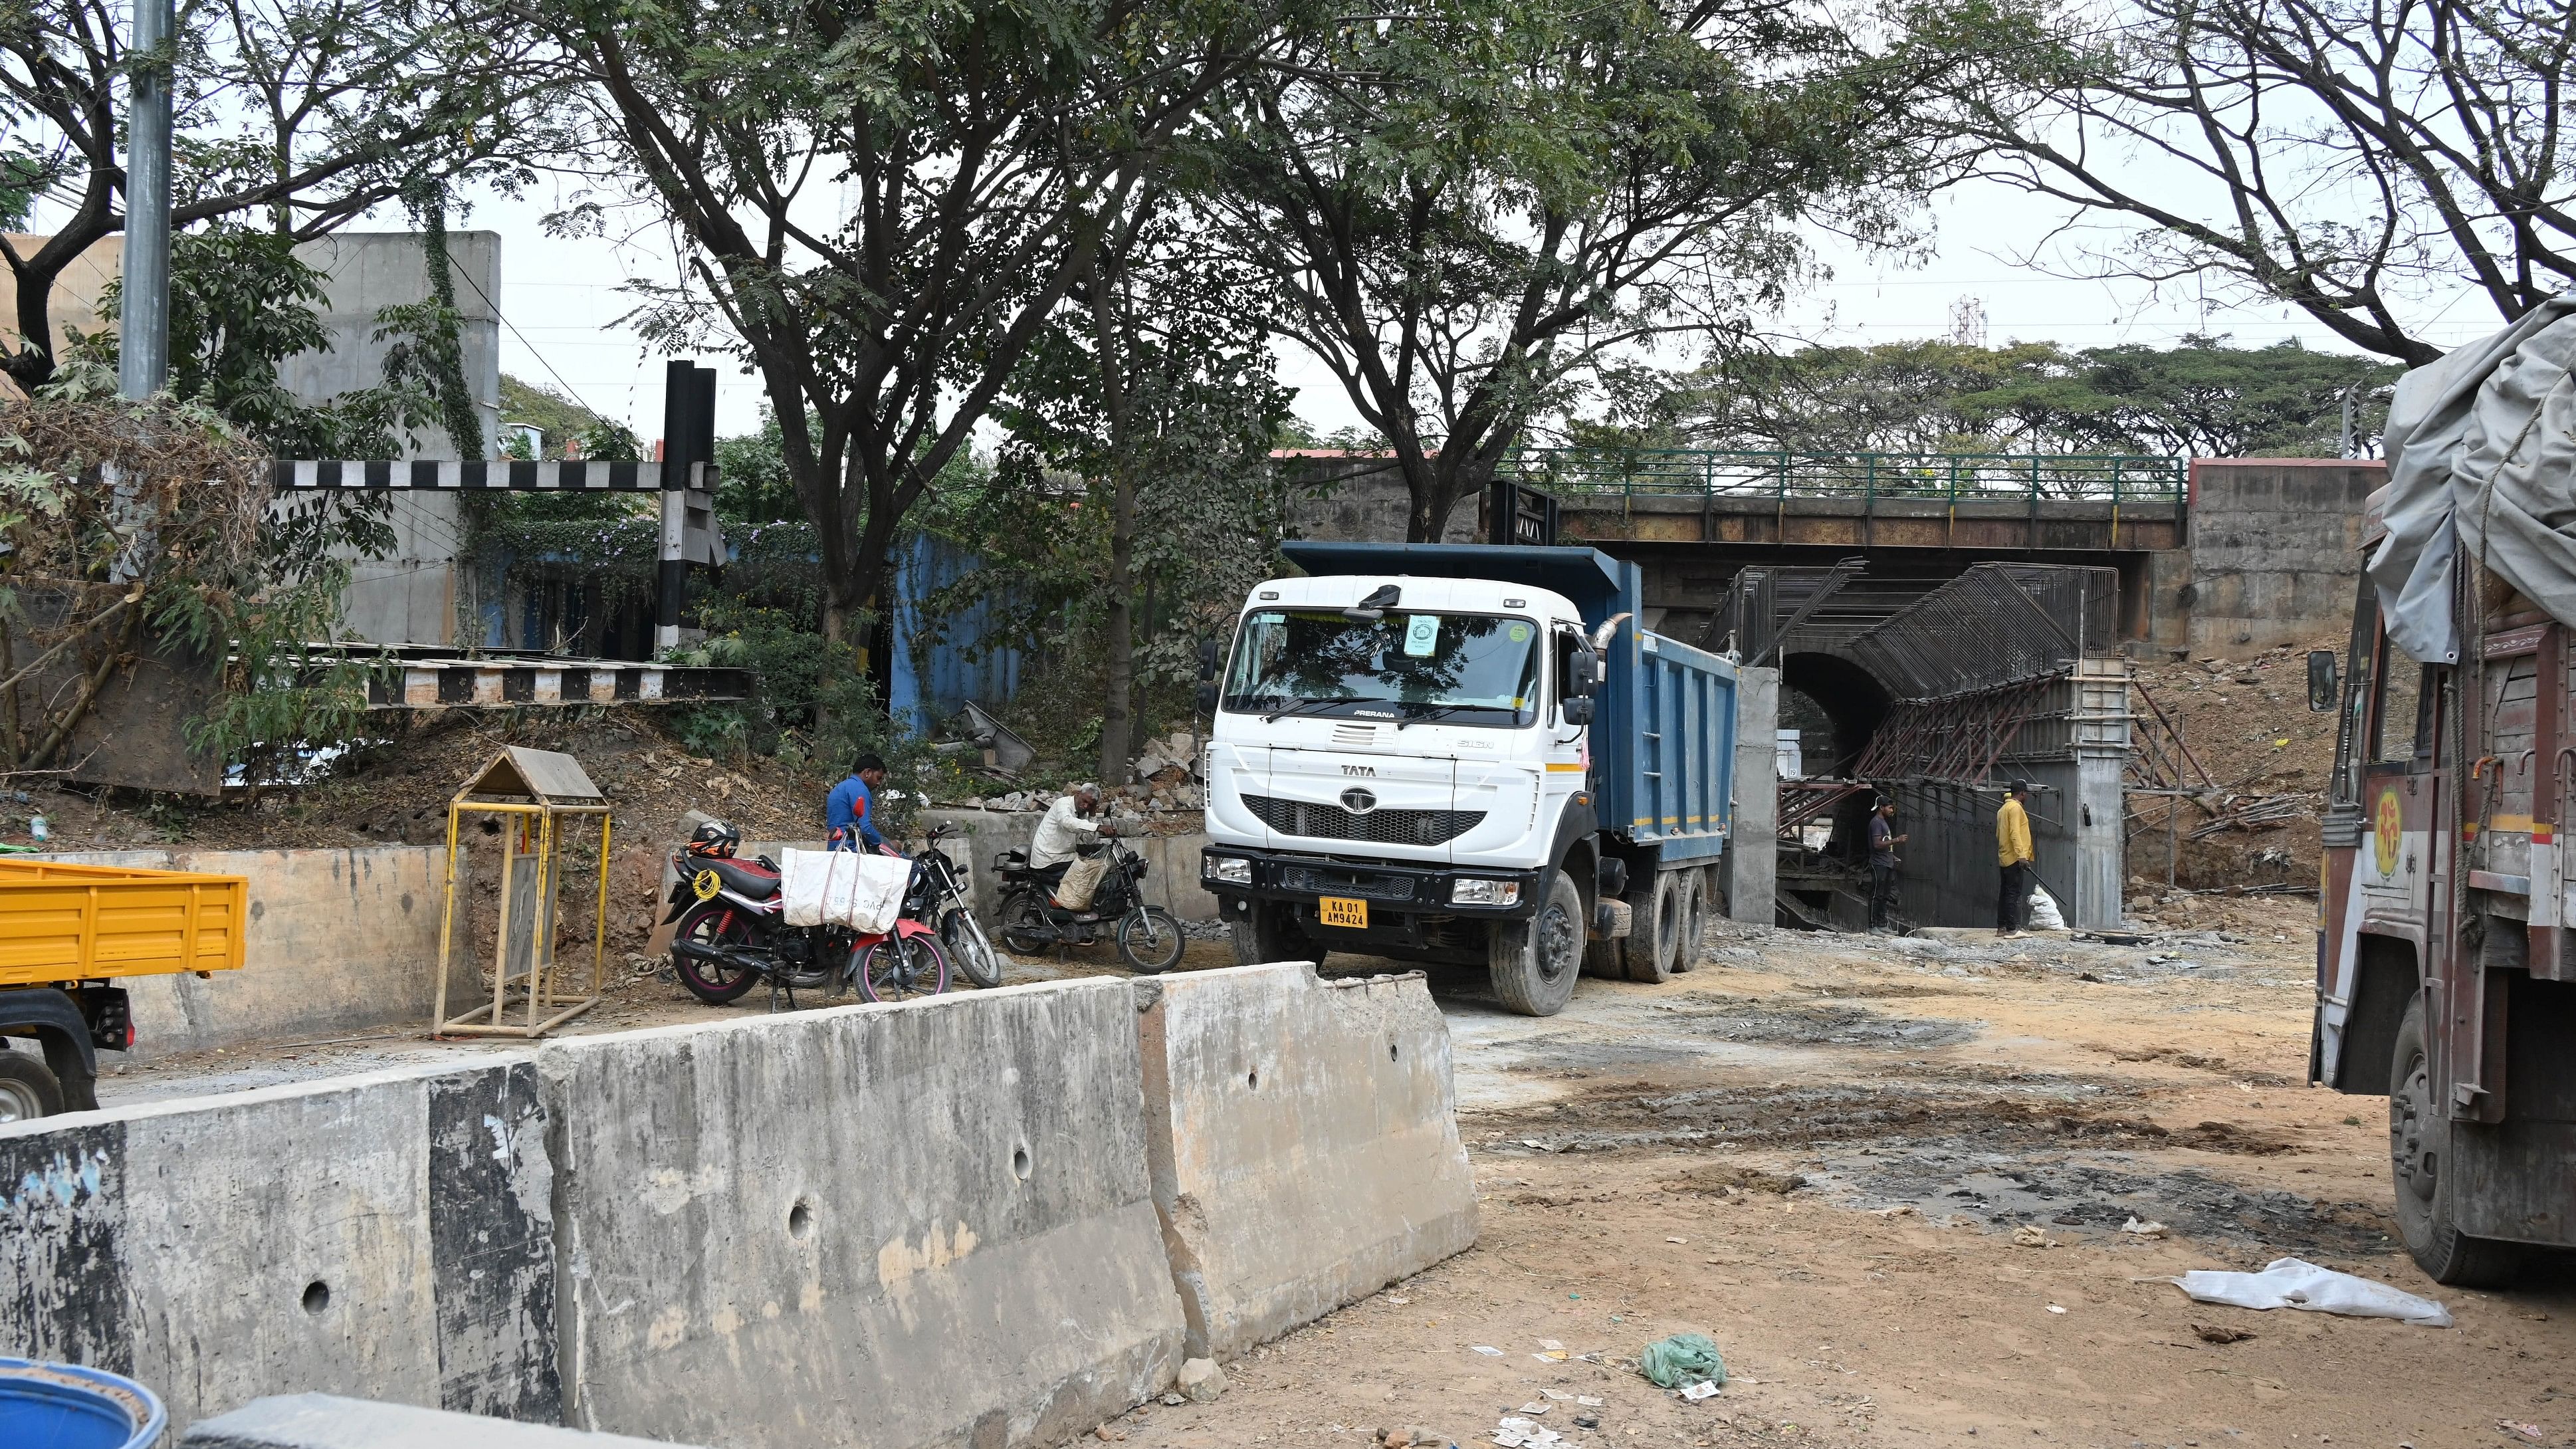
1402 614 1440 657
1507 622 1532 643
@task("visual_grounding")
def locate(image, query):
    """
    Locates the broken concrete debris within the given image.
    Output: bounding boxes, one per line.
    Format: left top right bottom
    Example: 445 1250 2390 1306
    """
1176 1357 1228 1403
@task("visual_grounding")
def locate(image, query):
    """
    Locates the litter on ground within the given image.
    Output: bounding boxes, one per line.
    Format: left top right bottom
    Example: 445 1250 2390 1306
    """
2171 1257 2454 1327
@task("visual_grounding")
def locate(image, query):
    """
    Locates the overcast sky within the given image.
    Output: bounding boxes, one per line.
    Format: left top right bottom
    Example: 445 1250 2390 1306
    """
451 171 2507 448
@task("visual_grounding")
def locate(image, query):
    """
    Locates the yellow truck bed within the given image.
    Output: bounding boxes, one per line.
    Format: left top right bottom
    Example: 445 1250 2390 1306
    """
0 857 250 985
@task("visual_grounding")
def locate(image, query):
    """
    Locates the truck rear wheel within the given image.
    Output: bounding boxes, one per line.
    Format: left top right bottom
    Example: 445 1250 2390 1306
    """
2390 995 2527 1285
1490 869 1583 1016
1605 869 1691 983
1672 872 1710 972
0 1050 65 1123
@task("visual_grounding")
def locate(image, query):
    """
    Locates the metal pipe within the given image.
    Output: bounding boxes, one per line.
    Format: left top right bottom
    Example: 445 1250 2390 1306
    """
120 0 175 399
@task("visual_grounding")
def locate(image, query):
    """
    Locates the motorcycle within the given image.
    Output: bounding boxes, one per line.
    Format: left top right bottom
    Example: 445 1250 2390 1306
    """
662 822 951 1007
904 822 1004 989
996 836 1185 974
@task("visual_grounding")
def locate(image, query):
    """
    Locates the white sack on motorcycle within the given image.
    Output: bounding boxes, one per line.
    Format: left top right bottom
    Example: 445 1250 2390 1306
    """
780 848 912 932
1053 853 1111 912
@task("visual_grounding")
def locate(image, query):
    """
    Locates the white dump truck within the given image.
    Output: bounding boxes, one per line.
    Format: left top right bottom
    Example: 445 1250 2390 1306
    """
1195 542 1742 1016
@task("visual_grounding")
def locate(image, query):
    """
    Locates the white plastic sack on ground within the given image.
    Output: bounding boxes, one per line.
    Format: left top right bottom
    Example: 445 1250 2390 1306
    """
2172 1256 2453 1327
1053 853 1110 911
2029 887 2066 931
780 848 912 933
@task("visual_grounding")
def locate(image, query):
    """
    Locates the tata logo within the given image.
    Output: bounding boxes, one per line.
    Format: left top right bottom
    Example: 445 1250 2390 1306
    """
1341 764 1377 776
1340 787 1379 814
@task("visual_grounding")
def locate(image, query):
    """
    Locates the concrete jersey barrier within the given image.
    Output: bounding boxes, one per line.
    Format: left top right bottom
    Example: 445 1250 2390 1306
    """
1134 962 1479 1361
0 1057 557 1430
184 1393 704 1448
537 978 1185 1449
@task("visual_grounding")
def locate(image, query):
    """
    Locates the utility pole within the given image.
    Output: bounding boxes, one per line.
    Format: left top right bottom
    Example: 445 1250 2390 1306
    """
120 0 175 400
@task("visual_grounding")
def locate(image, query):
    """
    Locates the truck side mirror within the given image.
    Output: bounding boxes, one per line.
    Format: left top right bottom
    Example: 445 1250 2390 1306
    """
1198 638 1222 681
1562 696 1595 726
2307 649 2337 712
1568 643 1599 698
1195 682 1219 715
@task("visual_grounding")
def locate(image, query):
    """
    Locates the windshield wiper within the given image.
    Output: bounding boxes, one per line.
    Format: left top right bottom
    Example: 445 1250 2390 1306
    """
1394 702 1481 730
1261 697 1351 724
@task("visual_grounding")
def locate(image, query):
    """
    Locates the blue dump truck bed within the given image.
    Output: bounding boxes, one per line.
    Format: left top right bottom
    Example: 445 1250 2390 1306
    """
1276 542 1739 867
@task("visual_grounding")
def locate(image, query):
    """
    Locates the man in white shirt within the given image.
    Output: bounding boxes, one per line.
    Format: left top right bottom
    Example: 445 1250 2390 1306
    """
1030 785 1112 875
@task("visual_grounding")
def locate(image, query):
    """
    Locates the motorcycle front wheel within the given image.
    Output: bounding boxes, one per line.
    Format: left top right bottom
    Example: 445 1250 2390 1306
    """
855 934 952 1003
672 904 762 1004
1118 907 1186 975
999 888 1052 954
943 907 1005 988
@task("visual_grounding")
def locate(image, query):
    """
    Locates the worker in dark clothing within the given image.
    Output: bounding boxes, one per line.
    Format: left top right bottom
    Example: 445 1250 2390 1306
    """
1867 796 1906 932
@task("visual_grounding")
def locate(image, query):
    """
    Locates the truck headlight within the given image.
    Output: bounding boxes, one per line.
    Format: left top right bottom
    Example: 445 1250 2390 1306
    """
1206 855 1252 886
1450 878 1520 906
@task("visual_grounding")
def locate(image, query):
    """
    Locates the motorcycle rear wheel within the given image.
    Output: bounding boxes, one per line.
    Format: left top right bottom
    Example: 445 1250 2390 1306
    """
1118 907 1186 974
1000 888 1052 954
672 905 761 1004
943 907 1005 988
855 935 952 1003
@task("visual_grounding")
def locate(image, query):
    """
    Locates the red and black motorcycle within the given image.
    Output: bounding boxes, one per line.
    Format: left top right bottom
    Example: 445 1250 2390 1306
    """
662 821 950 1007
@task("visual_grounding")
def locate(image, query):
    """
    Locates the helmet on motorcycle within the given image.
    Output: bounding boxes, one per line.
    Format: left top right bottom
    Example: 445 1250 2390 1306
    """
685 820 742 858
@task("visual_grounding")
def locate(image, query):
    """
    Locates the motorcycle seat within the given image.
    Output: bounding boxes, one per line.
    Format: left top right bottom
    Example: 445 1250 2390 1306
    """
698 855 780 899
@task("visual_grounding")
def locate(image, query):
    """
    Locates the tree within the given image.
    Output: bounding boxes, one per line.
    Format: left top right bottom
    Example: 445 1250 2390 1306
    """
0 0 564 393
1898 0 2576 364
542 0 1297 660
1204 0 1949 541
991 204 1291 781
1613 334 2403 457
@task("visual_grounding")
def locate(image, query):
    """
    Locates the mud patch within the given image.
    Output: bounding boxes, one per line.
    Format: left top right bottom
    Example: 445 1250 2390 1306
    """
1473 1077 2140 1155
1652 997 1984 1050
1664 1163 1808 1196
1823 1148 2395 1258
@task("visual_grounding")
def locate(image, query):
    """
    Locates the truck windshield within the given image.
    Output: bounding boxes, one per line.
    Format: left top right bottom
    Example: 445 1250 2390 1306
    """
1223 610 1542 727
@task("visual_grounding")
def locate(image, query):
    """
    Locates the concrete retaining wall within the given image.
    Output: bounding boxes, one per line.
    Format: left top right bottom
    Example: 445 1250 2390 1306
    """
0 1058 557 1432
2177 459 2381 657
35 846 443 1060
914 810 1220 923
1136 963 1477 1361
540 981 1185 1449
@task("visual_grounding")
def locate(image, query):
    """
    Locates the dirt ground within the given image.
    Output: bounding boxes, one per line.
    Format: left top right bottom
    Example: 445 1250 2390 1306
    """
1107 907 2570 1449
96 900 2573 1448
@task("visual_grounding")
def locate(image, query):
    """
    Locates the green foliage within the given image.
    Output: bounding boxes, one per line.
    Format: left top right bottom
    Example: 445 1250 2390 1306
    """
1204 0 1948 536
500 376 616 460
379 183 488 461
712 409 803 526
0 376 373 780
1608 336 2403 458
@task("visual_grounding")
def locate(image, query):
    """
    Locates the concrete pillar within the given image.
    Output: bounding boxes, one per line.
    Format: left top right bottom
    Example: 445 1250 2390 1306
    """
1725 665 1778 924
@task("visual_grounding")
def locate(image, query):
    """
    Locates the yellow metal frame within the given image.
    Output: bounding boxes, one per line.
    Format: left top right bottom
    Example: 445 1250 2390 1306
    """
431 797 613 1039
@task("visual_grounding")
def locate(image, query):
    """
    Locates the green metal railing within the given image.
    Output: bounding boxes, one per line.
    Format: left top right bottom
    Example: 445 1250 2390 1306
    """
1498 449 2187 504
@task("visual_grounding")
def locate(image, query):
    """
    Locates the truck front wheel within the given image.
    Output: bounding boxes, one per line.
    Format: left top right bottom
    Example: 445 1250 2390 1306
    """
0 1050 65 1123
1229 902 1318 968
2390 995 2526 1285
1490 869 1583 1016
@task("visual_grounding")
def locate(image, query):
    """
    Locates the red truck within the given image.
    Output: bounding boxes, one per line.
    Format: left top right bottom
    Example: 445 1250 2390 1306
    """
2314 490 2576 1285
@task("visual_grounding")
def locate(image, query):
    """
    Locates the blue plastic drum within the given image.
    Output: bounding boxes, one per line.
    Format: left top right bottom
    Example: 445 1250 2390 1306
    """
0 1357 166 1449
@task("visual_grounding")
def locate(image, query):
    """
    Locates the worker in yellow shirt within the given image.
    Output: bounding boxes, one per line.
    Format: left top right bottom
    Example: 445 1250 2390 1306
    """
1996 782 2035 938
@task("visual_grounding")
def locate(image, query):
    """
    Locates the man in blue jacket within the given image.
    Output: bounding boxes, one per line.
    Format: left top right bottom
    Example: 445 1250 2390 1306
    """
826 753 889 853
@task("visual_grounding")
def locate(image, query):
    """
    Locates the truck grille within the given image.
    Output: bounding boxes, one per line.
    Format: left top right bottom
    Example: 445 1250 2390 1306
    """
1280 866 1418 901
1243 794 1485 846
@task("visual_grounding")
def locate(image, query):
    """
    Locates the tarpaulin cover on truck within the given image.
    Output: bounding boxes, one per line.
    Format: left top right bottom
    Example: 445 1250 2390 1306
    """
2371 293 2576 663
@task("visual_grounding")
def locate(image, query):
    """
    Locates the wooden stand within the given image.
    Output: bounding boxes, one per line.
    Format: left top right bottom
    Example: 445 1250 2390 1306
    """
432 746 612 1039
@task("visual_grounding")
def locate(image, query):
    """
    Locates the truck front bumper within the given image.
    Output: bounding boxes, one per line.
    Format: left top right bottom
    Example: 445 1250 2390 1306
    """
1198 845 1548 925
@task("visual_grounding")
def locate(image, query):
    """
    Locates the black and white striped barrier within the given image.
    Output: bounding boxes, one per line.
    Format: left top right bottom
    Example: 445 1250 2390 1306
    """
348 655 753 710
